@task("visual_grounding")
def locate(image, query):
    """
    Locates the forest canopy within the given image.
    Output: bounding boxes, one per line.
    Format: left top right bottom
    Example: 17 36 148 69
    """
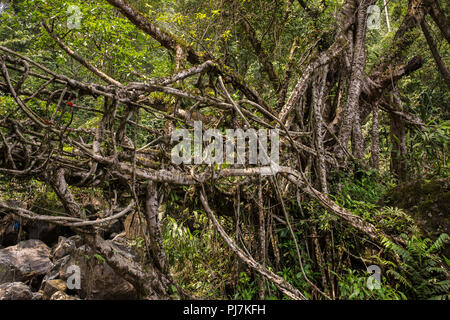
0 0 448 300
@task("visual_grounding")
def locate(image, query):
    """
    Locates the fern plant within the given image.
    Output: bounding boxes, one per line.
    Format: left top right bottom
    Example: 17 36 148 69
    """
382 233 450 299
375 206 420 235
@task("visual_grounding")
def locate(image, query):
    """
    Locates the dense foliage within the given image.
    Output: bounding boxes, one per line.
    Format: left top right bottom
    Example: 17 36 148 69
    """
0 0 448 300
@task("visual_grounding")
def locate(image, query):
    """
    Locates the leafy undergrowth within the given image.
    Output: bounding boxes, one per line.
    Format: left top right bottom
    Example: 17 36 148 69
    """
158 171 448 300
162 209 235 299
327 171 449 299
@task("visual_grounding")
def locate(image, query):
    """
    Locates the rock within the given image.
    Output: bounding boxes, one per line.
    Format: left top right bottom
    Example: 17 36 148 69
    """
50 290 79 300
0 236 139 299
68 235 84 247
42 255 70 283
41 279 67 299
52 236 77 261
382 178 450 256
57 243 138 299
0 239 53 284
0 282 33 300
32 291 43 300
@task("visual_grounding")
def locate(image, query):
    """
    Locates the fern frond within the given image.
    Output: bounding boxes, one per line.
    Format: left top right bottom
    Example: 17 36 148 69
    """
427 233 449 254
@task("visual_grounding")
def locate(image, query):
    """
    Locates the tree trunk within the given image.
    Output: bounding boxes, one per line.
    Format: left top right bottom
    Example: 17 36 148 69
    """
384 0 392 32
312 65 329 194
338 0 373 161
427 0 450 43
420 17 450 89
370 104 380 169
389 91 408 180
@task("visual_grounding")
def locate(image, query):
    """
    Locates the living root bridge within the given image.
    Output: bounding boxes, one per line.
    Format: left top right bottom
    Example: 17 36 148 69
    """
1 0 445 299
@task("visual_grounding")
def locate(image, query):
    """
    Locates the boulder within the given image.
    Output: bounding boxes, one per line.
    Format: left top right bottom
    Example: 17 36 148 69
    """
0 239 53 284
42 255 70 283
50 291 79 300
32 291 43 300
0 282 33 300
382 178 450 255
41 236 80 283
41 279 67 299
57 243 138 300
0 236 139 299
52 236 77 261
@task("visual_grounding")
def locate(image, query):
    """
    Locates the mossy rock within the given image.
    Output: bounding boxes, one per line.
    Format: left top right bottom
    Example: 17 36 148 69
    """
381 178 449 248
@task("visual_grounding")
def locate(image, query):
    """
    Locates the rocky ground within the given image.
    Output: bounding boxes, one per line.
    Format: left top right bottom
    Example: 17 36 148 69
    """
0 228 140 300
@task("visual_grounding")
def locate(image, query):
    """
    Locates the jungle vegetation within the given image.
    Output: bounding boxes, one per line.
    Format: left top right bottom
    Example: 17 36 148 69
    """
0 0 449 300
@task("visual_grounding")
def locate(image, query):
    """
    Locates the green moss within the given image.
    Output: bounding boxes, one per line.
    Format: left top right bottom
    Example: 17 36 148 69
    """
382 178 450 243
